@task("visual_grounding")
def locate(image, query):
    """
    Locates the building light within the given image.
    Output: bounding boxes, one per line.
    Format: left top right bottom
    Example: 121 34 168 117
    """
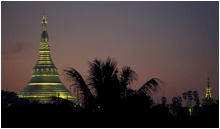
37 65 53 67
31 75 59 77
28 83 63 85
40 55 50 57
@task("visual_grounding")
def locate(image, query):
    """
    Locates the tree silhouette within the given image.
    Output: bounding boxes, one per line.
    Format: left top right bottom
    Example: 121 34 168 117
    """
161 94 167 105
137 78 164 96
1 90 31 108
63 67 95 110
187 91 193 101
186 91 193 107
63 57 163 111
172 97 178 106
177 95 182 104
193 91 200 106
182 92 188 107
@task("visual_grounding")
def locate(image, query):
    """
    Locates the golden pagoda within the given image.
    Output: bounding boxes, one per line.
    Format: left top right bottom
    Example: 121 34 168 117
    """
200 74 216 107
17 11 78 104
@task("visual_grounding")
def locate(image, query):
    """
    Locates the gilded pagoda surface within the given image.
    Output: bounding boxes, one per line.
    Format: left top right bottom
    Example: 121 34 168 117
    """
17 12 78 104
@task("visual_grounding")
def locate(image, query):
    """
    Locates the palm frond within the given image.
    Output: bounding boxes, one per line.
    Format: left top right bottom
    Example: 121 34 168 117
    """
119 66 138 97
137 78 165 96
102 57 118 82
87 58 103 96
63 67 94 109
87 57 118 96
120 66 138 87
101 57 119 99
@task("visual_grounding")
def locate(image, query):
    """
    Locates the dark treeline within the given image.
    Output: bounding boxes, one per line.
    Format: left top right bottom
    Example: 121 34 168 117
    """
1 57 219 127
1 90 219 128
1 91 219 128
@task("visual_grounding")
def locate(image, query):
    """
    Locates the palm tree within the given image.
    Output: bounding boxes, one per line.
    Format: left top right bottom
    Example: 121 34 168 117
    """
63 67 95 110
63 57 163 111
172 97 178 106
177 95 182 108
161 94 167 105
186 91 193 115
187 91 193 101
193 91 199 106
187 91 193 107
182 92 188 107
193 91 198 98
177 96 182 104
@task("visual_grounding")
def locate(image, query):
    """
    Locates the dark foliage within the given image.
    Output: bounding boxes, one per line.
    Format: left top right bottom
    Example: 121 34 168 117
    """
1 90 219 128
1 90 31 108
63 57 164 112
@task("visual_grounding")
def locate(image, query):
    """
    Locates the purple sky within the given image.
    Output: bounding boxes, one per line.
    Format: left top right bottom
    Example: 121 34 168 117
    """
1 1 219 105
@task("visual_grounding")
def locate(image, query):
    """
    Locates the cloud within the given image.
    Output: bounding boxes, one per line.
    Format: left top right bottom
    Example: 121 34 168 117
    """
2 42 29 60
11 42 27 55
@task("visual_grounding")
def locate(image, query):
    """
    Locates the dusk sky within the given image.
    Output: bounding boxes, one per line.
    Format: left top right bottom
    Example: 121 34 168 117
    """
1 1 219 105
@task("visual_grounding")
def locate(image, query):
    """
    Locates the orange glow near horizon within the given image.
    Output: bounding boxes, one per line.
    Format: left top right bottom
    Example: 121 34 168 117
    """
1 2 218 105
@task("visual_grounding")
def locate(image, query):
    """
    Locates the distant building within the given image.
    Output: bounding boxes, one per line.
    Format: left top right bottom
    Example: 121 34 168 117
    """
200 75 216 107
17 12 78 104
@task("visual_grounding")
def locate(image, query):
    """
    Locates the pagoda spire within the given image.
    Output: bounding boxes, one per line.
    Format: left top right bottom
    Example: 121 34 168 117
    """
205 72 212 98
41 10 49 43
207 71 209 88
42 10 47 27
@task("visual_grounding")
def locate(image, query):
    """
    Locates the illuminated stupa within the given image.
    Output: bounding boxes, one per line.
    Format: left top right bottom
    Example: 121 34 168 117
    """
200 74 216 107
17 12 78 104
